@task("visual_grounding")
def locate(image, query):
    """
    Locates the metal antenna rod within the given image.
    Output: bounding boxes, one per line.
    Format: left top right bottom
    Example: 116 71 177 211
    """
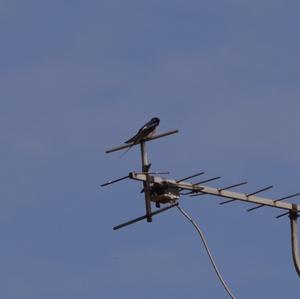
136 172 170 175
105 130 179 154
248 192 300 212
247 185 274 197
220 185 273 205
101 175 129 187
194 176 221 185
218 182 247 191
276 211 290 219
113 203 178 230
190 182 247 198
189 192 205 197
140 141 152 222
176 172 205 183
130 172 300 212
180 177 220 196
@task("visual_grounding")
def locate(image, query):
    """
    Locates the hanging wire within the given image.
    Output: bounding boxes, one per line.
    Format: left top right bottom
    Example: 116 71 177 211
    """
177 205 237 299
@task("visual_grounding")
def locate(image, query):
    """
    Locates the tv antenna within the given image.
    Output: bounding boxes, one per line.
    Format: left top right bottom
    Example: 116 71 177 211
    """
102 121 300 282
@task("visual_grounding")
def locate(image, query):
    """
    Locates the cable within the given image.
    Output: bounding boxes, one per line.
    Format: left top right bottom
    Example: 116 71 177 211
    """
177 205 237 299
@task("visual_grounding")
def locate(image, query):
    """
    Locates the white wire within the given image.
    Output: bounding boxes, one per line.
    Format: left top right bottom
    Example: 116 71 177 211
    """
177 205 237 299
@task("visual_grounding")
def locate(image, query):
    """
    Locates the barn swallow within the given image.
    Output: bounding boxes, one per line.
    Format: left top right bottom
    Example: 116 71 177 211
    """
125 117 160 144
120 117 160 157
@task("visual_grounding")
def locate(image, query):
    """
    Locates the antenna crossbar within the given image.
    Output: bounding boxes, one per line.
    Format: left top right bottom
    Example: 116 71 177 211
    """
247 192 300 212
129 173 300 212
105 130 179 154
129 172 204 192
198 185 300 211
220 185 273 205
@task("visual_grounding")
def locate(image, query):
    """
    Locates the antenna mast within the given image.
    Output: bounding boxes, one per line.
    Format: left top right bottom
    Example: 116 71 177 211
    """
102 126 300 278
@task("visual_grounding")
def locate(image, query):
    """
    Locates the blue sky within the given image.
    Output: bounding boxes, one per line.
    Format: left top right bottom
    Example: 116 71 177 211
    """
1 1 300 298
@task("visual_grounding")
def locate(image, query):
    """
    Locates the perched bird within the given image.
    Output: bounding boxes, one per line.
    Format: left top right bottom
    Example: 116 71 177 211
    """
120 117 160 157
125 117 160 144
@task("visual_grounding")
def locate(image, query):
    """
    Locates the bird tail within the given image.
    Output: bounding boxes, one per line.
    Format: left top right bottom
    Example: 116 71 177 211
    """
118 143 134 158
124 135 137 144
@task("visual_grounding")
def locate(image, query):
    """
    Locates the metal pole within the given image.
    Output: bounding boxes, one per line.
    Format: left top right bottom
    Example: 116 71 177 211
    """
140 141 152 222
289 204 300 277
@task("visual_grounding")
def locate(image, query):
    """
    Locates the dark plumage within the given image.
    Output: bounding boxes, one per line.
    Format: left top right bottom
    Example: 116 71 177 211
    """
125 117 160 144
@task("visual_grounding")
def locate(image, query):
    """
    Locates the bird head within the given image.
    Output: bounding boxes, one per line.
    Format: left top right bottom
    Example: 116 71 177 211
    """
151 117 160 125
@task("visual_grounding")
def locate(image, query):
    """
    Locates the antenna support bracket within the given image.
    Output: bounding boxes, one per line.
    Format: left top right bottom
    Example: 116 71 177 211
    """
290 203 300 277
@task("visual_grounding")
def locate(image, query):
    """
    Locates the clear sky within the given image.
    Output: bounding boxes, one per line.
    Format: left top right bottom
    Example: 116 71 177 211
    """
1 1 300 298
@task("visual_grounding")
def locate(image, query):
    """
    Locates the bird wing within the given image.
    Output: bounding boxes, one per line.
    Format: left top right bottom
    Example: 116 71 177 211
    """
124 118 159 144
124 127 153 144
